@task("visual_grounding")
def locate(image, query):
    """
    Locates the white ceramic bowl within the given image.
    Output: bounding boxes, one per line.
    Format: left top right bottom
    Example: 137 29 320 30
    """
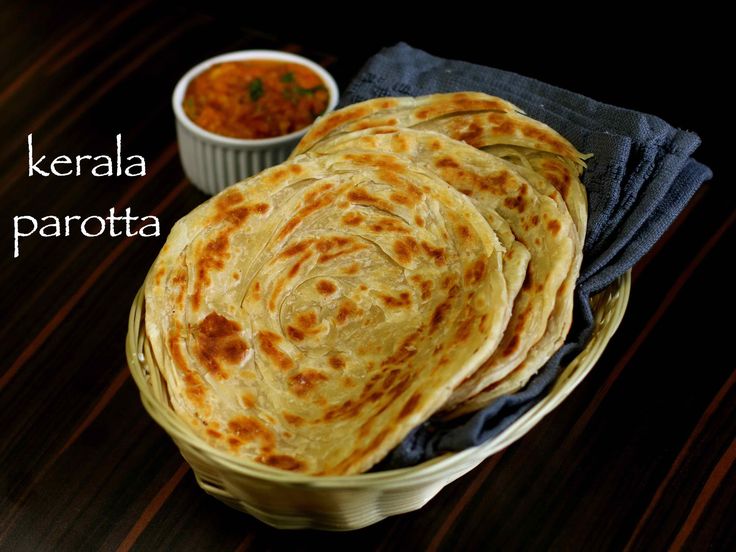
172 50 339 195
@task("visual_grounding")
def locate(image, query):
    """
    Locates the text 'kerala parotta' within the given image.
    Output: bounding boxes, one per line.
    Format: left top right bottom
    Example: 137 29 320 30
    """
144 151 508 474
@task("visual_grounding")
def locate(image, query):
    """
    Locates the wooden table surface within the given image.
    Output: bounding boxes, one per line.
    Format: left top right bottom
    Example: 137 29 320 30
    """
1 3 732 551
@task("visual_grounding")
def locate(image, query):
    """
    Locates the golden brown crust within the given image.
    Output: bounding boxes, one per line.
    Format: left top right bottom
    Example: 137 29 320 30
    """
144 151 508 474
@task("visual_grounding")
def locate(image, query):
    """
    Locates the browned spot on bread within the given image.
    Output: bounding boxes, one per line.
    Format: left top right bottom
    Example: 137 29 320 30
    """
521 124 567 154
154 267 165 285
459 122 483 145
368 429 389 452
393 236 418 264
389 192 411 205
281 240 312 257
342 212 364 226
206 429 222 438
297 311 318 328
370 217 409 233
228 416 275 449
316 279 337 295
354 117 398 131
193 312 248 379
258 454 305 471
465 258 486 284
304 182 334 204
430 301 452 333
289 164 303 175
420 280 433 300
288 370 328 397
479 172 510 193
278 219 302 242
336 299 362 324
316 236 367 263
380 292 412 308
503 334 521 357
269 251 313 310
383 368 400 389
436 156 460 168
531 214 540 226
547 219 561 235
328 355 346 369
316 236 349 251
391 134 410 152
344 152 405 172
544 159 573 196
192 233 230 310
485 112 516 134
457 225 471 241
214 189 245 211
342 262 360 275
323 394 367 422
308 105 370 142
368 391 383 403
389 375 412 401
283 412 304 426
421 241 447 266
241 392 256 408
277 192 334 241
268 167 288 183
504 195 526 213
414 214 425 227
257 331 294 370
222 206 250 225
556 280 569 302
399 392 422 419
454 315 475 343
358 419 373 438
286 326 304 341
288 251 312 278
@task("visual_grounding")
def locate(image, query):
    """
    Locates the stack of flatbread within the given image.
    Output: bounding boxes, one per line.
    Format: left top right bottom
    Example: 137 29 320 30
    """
145 92 587 475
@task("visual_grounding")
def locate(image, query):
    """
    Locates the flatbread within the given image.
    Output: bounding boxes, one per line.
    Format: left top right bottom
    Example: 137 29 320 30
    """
144 151 508 474
306 128 574 408
294 92 588 412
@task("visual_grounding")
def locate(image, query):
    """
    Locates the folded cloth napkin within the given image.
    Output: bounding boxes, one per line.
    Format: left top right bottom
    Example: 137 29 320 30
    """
338 43 713 469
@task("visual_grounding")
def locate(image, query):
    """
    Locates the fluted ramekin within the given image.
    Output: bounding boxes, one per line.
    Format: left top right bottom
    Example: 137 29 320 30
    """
172 50 339 195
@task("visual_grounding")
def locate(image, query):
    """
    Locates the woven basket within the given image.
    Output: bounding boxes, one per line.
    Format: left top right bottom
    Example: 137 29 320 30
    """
126 271 630 531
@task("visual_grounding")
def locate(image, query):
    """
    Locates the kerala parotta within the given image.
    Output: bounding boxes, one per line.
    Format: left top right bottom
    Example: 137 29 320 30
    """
144 151 508 474
294 92 588 412
305 128 575 408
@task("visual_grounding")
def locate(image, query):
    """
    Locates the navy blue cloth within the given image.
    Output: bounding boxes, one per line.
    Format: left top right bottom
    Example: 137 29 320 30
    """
339 43 713 469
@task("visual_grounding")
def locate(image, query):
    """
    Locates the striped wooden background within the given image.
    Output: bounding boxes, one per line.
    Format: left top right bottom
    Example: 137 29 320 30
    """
0 2 732 550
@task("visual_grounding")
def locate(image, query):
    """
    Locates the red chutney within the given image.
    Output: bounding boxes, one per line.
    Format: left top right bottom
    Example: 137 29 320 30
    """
183 60 330 140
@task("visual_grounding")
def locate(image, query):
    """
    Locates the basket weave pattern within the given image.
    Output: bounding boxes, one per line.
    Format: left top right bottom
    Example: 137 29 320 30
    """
126 272 630 530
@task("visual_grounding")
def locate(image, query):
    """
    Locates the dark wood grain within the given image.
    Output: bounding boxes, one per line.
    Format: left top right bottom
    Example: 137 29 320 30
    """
1 3 731 551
